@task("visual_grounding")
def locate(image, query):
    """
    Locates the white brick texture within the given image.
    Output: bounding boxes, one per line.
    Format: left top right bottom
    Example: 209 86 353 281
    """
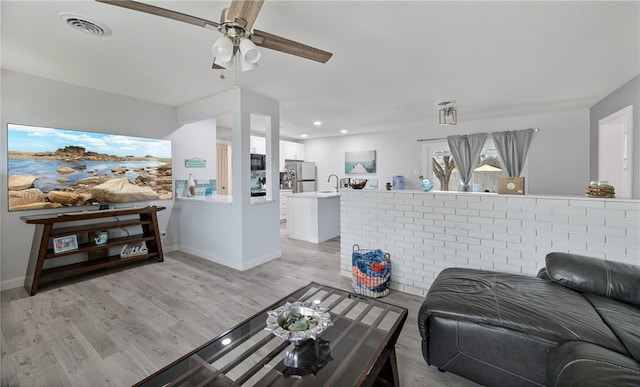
340 191 640 297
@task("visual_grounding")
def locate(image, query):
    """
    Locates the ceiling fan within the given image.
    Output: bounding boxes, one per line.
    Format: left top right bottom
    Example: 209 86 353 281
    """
95 0 332 72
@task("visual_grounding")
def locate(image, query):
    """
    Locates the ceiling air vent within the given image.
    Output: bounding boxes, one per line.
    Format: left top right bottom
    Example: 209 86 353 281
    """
59 13 112 37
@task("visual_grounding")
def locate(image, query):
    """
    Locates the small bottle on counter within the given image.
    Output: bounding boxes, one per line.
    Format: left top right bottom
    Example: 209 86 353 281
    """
187 174 196 197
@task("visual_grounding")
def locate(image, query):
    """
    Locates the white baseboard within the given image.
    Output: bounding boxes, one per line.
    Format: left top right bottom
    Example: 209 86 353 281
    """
1 276 25 291
179 245 281 271
162 244 179 253
241 250 282 271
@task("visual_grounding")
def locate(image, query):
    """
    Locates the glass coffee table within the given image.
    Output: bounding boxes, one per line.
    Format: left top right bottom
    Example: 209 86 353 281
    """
135 282 408 386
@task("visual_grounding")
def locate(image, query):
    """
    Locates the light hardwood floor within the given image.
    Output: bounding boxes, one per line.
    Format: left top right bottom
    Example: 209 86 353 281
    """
1 226 477 386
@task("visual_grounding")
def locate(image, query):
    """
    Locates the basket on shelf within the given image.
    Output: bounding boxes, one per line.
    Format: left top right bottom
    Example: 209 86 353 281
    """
585 181 615 198
351 244 391 298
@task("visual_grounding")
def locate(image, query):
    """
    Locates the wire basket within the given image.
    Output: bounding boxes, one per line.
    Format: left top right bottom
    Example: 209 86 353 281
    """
351 244 391 298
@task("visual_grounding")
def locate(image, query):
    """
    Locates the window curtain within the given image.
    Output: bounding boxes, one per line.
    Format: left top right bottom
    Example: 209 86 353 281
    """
447 133 487 192
491 129 534 177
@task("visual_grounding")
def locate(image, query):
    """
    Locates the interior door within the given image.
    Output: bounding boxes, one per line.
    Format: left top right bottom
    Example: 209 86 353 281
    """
598 105 633 198
217 144 230 195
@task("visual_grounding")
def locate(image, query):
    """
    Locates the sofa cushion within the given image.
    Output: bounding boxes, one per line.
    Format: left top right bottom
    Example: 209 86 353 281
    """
420 268 629 355
583 293 640 363
548 341 640 387
544 252 640 306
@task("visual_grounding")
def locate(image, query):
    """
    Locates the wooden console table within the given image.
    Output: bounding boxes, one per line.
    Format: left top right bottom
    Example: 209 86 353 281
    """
21 206 165 295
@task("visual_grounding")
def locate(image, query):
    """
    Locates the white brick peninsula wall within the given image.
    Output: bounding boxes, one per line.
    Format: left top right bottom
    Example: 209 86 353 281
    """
340 190 640 296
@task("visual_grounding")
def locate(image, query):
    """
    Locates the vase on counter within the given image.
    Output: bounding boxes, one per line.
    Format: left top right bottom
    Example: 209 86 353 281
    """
419 176 434 192
187 174 196 197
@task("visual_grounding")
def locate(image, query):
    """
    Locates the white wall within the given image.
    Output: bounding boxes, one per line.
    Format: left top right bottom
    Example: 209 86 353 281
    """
306 109 590 196
169 119 217 182
0 70 180 289
175 88 281 270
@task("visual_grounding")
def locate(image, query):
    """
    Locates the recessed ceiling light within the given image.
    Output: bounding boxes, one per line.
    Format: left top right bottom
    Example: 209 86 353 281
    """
313 121 322 126
301 134 308 138
340 129 348 134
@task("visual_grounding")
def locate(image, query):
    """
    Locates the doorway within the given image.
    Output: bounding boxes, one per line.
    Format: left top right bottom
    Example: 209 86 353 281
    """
598 105 633 198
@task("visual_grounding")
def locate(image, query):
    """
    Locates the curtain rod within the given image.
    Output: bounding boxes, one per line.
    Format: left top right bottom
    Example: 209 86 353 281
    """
416 128 539 143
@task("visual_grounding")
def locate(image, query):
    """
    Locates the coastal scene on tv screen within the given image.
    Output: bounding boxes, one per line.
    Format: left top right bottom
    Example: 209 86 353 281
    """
7 123 172 211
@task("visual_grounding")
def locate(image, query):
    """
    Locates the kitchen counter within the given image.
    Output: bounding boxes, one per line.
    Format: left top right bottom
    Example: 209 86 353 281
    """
288 191 340 198
287 192 340 243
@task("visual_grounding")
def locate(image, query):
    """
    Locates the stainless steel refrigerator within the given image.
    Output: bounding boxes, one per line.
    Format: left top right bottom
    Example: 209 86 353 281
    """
286 161 316 193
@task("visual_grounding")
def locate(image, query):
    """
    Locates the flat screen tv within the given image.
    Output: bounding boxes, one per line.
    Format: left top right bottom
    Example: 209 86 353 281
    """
7 123 172 212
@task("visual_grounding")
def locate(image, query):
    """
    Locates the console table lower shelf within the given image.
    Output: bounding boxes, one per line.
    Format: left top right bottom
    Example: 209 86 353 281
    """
21 206 165 295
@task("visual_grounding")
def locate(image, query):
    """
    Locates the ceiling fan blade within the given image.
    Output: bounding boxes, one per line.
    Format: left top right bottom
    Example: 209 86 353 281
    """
96 0 220 30
226 0 264 32
252 29 332 63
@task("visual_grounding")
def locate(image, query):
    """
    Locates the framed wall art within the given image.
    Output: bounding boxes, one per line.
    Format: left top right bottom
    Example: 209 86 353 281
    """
345 150 376 174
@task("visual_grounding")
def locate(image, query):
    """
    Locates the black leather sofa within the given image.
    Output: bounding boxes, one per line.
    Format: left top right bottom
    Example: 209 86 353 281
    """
418 252 640 386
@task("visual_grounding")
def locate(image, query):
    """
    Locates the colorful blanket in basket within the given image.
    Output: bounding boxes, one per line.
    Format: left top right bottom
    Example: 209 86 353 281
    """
352 265 389 287
352 249 389 277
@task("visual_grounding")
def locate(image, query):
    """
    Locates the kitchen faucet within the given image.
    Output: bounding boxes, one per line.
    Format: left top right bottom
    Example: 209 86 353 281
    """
328 174 339 192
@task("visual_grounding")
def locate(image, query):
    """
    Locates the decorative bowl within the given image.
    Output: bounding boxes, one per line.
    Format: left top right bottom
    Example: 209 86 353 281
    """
265 301 332 345
349 180 367 190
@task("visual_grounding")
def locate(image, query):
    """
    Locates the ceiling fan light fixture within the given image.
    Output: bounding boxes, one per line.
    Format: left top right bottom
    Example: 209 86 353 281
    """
239 52 257 72
438 101 457 125
212 35 234 62
97 0 333 76
239 38 261 64
213 56 233 70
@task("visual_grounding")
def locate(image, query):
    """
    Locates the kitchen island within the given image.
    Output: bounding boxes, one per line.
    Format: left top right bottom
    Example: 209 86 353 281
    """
287 191 340 243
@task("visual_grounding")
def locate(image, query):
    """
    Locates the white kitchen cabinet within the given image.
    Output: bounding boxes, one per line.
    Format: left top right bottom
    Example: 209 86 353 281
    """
250 136 266 154
284 141 305 161
278 141 305 171
279 189 292 222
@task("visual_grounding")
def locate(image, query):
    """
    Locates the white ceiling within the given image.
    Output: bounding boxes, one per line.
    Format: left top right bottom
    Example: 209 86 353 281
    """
2 1 639 140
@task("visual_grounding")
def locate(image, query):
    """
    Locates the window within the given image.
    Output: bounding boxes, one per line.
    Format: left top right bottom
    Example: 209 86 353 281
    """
422 139 503 192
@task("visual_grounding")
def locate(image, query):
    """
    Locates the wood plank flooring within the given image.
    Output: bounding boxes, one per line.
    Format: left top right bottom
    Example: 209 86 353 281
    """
1 226 477 386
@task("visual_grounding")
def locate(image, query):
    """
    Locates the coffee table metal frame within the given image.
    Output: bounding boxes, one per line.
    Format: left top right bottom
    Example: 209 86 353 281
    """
134 282 408 386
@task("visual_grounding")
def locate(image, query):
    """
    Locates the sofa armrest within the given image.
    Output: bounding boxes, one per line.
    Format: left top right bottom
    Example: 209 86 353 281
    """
548 341 640 387
544 252 640 306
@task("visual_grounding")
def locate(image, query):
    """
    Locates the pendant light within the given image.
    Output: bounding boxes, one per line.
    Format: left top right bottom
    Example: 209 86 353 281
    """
438 101 457 125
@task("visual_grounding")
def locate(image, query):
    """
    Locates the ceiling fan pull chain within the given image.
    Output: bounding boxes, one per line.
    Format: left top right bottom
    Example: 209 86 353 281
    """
234 56 239 88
